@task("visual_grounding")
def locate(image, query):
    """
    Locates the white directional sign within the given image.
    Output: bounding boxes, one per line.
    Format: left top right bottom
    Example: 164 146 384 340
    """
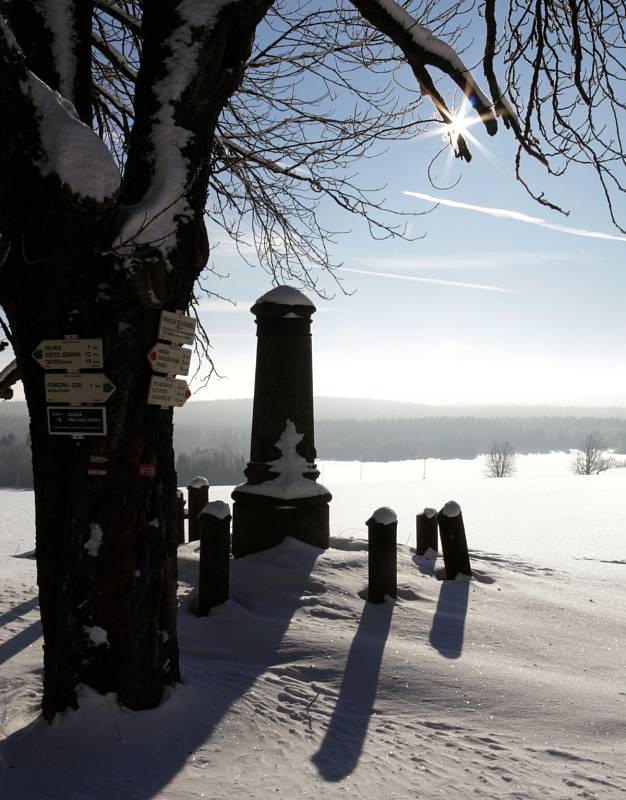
147 375 191 408
157 310 197 346
147 342 192 376
32 338 103 370
44 373 116 404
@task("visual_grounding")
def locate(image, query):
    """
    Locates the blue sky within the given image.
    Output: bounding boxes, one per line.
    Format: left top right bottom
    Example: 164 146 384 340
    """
195 106 626 407
2 101 624 407
2 8 625 409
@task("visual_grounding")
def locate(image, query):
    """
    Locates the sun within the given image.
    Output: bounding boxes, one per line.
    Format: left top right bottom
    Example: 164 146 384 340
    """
443 101 476 148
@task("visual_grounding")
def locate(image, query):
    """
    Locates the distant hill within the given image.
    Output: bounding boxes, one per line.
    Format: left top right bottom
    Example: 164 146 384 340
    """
4 396 626 424
3 399 626 474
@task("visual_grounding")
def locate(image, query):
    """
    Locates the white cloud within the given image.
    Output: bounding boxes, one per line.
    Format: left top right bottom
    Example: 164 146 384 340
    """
348 250 570 272
404 191 626 243
340 267 515 294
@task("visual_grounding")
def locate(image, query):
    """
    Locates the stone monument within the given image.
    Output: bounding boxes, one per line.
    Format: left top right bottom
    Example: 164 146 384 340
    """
231 286 331 557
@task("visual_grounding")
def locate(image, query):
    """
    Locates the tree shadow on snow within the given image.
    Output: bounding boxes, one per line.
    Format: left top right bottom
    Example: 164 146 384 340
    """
311 598 393 782
0 540 322 800
428 579 470 659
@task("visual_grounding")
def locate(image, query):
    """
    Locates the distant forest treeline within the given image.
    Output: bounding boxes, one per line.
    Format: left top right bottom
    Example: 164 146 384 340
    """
2 409 626 487
315 416 626 460
0 433 33 488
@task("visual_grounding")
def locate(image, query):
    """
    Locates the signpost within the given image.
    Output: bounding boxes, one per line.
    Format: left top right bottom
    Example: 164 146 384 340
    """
44 373 116 404
47 406 107 436
147 376 191 408
147 342 192 376
32 339 103 370
157 311 197 346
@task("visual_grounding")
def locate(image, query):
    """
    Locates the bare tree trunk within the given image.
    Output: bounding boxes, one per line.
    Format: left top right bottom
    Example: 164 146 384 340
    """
8 255 181 717
0 0 274 719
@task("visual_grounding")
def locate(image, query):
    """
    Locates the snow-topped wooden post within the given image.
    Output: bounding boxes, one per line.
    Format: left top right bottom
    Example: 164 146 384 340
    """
416 507 438 555
176 489 186 546
187 476 209 543
438 501 472 580
367 507 397 603
197 501 231 616
231 286 332 557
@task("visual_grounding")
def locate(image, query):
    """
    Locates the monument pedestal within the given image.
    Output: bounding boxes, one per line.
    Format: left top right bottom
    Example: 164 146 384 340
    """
231 491 330 558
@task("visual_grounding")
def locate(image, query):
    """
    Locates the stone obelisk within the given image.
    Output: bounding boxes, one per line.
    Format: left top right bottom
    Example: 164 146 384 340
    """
231 286 331 557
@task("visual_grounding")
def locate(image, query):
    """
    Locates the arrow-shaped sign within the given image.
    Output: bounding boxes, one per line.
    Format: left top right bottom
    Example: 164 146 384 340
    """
32 338 103 370
147 342 192 376
44 373 116 404
157 310 197 346
147 376 191 408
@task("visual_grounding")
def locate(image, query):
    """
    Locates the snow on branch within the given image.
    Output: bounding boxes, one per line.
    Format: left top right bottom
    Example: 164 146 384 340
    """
0 12 119 204
350 0 497 160
115 1 238 256
36 0 79 103
0 358 19 401
23 71 121 203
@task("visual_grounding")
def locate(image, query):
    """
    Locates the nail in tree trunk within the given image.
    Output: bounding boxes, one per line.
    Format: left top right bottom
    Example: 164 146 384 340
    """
187 476 209 543
176 489 186 546
367 507 397 603
438 501 472 580
197 501 231 615
232 286 331 557
416 507 438 555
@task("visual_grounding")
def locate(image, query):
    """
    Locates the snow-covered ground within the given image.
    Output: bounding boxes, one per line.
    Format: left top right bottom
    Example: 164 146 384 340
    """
1 453 625 799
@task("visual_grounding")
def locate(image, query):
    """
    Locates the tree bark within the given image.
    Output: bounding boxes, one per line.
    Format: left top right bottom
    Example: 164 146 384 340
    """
0 0 276 719
7 255 181 717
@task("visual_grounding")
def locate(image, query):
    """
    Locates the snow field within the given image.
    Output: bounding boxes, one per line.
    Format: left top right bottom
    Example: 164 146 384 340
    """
0 453 625 798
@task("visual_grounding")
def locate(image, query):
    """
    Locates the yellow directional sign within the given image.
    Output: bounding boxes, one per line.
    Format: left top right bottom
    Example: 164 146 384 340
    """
147 375 191 408
157 310 196 346
147 342 192 376
44 373 116 404
32 339 103 370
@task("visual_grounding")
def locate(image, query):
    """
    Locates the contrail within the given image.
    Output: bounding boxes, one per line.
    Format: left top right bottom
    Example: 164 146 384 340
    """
340 267 515 293
404 191 626 243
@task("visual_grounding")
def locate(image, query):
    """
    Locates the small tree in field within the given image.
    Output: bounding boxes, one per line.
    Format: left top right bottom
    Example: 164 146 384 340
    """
573 434 614 475
485 442 516 478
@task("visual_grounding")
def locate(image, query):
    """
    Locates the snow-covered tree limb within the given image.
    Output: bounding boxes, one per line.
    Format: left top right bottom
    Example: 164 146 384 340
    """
349 0 497 162
117 0 274 271
9 0 94 123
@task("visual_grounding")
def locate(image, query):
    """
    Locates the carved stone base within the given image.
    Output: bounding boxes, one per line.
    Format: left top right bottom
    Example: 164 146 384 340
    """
231 493 330 557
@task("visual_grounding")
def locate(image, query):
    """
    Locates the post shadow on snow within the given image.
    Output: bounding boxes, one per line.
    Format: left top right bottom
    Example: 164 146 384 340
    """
411 552 438 577
0 540 322 800
0 619 42 666
0 596 39 629
428 578 470 659
0 597 41 667
312 598 393 782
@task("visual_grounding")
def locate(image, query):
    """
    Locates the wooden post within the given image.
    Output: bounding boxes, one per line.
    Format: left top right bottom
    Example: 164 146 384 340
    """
176 489 186 545
366 507 397 603
187 476 209 543
437 501 472 580
197 501 231 616
416 507 438 555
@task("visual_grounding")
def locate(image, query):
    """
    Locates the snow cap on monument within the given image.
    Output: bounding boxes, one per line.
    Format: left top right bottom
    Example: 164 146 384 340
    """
253 285 316 311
